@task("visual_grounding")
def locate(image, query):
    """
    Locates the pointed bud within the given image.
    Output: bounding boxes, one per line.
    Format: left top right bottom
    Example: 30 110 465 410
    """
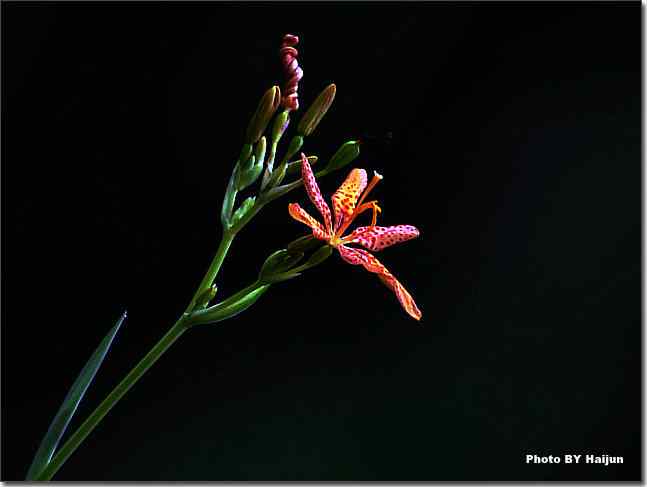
190 285 270 326
298 83 336 136
284 135 304 162
243 167 263 191
261 244 332 284
260 164 273 193
245 86 281 144
221 163 240 227
254 136 267 168
325 140 360 172
232 160 242 189
267 158 288 188
302 245 333 269
259 249 304 282
241 153 255 173
237 155 258 189
271 110 290 143
239 143 253 166
261 271 302 284
195 284 218 309
287 234 320 253
230 196 256 226
265 134 303 189
286 155 318 176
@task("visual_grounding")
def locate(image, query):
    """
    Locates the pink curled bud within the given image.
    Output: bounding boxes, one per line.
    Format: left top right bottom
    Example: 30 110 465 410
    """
280 34 303 111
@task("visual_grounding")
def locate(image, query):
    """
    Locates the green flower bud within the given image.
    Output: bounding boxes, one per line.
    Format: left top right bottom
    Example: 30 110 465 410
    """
259 250 287 277
286 155 318 176
190 285 270 326
194 284 218 309
325 140 361 172
262 135 302 192
287 234 321 253
259 249 304 281
237 155 259 190
241 153 255 173
232 160 242 189
238 143 253 166
254 136 267 169
260 245 332 284
298 83 336 136
267 158 288 189
221 163 240 227
230 196 256 226
261 271 301 284
245 86 281 144
260 165 273 193
302 245 333 269
271 110 290 143
284 135 304 163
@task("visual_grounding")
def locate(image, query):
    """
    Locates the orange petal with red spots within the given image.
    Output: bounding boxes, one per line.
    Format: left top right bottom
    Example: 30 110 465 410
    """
344 225 420 251
331 168 367 232
337 245 422 320
288 203 329 240
301 154 333 233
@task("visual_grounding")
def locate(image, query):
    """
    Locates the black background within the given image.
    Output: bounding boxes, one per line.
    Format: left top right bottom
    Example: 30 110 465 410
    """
2 1 641 481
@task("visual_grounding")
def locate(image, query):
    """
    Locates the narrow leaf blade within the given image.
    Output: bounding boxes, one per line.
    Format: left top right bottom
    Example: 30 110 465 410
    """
25 311 127 480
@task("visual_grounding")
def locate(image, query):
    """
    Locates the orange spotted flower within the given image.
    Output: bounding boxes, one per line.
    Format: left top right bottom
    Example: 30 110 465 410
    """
288 153 422 320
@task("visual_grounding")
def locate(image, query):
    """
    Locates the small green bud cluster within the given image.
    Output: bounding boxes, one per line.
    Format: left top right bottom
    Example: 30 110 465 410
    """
221 46 359 234
258 241 333 284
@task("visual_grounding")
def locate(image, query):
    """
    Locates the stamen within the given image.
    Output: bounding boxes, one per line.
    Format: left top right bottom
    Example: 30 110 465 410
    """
354 201 382 225
336 172 384 237
356 171 383 209
338 201 382 238
370 202 381 226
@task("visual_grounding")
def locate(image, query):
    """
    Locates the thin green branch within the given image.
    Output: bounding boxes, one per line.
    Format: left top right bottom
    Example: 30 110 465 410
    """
33 156 335 480
185 231 236 313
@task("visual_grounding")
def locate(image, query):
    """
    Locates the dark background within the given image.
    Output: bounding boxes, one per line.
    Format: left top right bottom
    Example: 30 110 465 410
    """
2 1 641 481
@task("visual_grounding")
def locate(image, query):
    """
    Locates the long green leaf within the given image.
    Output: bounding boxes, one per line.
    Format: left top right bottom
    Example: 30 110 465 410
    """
25 311 127 480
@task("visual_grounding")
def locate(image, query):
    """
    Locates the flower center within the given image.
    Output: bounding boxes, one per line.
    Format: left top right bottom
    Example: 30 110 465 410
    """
335 171 383 237
328 235 344 248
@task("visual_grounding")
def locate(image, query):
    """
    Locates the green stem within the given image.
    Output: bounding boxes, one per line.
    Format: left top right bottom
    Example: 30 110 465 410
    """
33 161 331 479
34 317 188 481
186 231 235 312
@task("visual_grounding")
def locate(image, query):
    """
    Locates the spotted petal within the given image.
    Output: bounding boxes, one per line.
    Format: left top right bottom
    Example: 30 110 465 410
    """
331 168 367 232
288 203 329 240
301 154 333 233
344 225 420 251
337 245 422 321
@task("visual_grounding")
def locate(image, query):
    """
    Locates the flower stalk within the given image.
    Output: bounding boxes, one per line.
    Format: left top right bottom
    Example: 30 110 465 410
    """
26 32 417 482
